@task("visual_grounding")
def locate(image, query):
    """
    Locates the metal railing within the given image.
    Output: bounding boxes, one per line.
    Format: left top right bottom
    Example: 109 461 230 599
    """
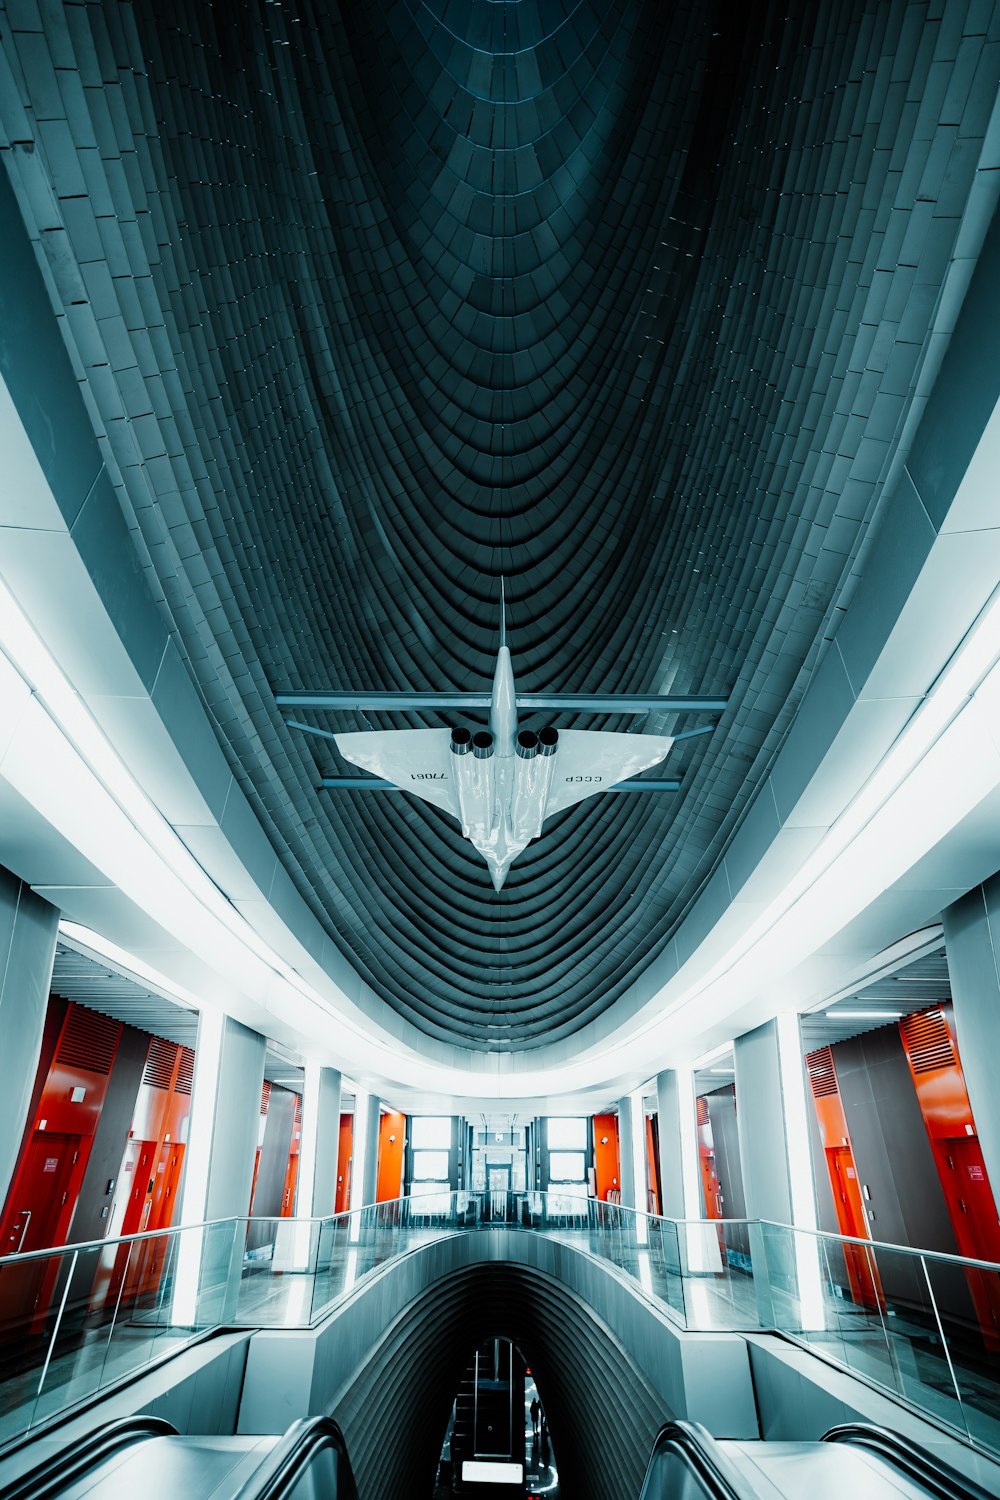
0 1191 997 1455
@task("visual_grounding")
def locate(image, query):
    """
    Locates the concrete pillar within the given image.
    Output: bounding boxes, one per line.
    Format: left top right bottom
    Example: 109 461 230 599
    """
298 1064 342 1218
0 868 59 1210
656 1067 702 1221
734 1015 823 1326
628 1089 648 1214
733 1020 792 1225
179 1011 266 1225
617 1096 635 1208
363 1094 381 1205
349 1088 381 1209
943 877 1000 1196
732 1015 817 1226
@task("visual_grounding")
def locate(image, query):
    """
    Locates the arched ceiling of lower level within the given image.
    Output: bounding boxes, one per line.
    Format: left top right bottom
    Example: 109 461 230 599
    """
0 0 994 1049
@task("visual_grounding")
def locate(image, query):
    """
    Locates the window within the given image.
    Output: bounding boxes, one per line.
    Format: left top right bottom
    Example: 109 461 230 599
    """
412 1150 450 1182
410 1116 452 1151
549 1151 586 1182
547 1117 587 1151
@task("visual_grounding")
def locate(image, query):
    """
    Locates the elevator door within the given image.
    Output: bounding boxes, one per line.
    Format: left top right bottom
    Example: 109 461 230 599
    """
3 1132 82 1255
938 1136 1000 1343
0 1133 83 1338
828 1147 867 1238
828 1146 882 1309
119 1140 158 1238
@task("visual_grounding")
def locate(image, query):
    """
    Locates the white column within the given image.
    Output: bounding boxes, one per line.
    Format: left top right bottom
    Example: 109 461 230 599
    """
616 1096 635 1209
734 1014 824 1327
362 1093 381 1205
943 878 1000 1196
628 1089 648 1215
297 1063 342 1218
655 1067 703 1221
349 1088 382 1210
733 1015 818 1228
0 869 59 1212
179 1012 266 1225
657 1067 719 1276
174 1011 265 1321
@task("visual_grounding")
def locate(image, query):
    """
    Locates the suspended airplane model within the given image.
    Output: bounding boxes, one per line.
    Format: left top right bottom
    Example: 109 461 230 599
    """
333 638 674 890
277 604 727 890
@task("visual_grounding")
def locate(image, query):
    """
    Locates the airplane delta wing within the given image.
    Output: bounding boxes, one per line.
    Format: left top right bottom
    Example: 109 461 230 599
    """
541 729 675 819
332 728 459 819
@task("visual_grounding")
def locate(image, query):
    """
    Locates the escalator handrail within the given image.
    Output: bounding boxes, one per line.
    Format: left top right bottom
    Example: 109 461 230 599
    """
640 1419 766 1499
823 1422 997 1500
1 1414 178 1500
232 1415 359 1499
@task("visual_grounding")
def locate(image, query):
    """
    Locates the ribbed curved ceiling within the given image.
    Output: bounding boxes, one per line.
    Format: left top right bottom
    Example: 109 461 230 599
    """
2 1 993 1050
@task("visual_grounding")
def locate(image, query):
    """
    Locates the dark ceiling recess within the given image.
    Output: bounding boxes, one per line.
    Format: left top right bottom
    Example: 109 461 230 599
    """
5 2 993 1048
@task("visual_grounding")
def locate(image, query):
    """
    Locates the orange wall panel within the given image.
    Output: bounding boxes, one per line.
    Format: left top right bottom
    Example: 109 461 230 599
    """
804 1045 881 1309
900 1007 1000 1269
592 1113 620 1200
645 1114 660 1215
377 1111 406 1202
696 1096 723 1219
335 1113 354 1213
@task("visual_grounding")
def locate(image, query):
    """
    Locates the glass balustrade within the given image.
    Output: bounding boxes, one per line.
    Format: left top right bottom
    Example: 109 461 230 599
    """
0 1192 996 1456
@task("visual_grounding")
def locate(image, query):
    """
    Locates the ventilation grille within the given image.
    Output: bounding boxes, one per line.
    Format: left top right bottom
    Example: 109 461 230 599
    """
55 1004 121 1075
901 1010 956 1074
260 1079 271 1115
806 1046 838 1099
697 1096 709 1126
142 1037 176 1090
175 1047 195 1096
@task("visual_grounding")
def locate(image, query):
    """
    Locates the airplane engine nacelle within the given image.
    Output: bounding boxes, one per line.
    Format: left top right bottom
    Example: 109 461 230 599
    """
453 730 495 838
450 726 472 756
511 725 558 843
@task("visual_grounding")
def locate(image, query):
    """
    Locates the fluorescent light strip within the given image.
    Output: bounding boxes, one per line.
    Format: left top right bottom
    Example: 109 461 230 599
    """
59 921 202 1012
827 1010 903 1020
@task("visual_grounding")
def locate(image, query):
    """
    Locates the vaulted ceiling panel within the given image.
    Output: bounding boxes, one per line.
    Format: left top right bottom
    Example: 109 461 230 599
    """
0 0 995 1049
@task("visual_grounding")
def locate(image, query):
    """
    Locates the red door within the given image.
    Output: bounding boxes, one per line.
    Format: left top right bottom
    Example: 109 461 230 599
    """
102 1140 157 1310
0 1134 85 1338
148 1143 185 1234
828 1146 882 1309
137 1143 186 1296
936 1137 1000 1345
2 1133 82 1255
119 1141 157 1238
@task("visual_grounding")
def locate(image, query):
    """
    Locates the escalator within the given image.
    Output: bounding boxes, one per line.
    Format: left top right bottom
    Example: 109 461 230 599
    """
639 1421 999 1500
1 1414 358 1500
3 1411 994 1500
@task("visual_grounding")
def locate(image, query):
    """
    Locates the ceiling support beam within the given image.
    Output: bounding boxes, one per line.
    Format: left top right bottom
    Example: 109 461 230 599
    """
276 691 728 713
318 776 682 792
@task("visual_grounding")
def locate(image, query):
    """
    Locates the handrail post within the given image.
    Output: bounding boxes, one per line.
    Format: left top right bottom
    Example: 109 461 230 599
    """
97 1236 134 1388
33 1248 78 1422
921 1252 969 1436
